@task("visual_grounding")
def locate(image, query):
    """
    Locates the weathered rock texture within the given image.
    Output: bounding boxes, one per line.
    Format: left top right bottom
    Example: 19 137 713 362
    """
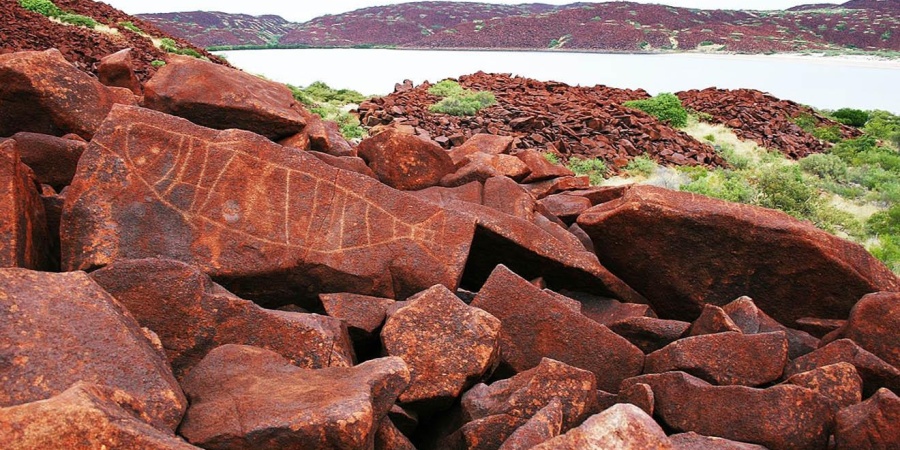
0 269 187 432
532 404 673 449
357 128 455 190
578 184 899 325
178 345 409 450
0 141 49 270
62 105 475 306
90 258 355 380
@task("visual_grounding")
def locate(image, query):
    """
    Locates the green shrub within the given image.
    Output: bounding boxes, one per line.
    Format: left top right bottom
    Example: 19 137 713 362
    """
680 168 757 203
624 156 657 177
812 125 842 143
703 134 716 142
543 152 560 165
334 111 366 140
868 204 900 235
304 81 366 104
864 110 900 147
118 21 142 33
58 13 96 28
150 60 166 68
756 164 818 218
831 108 869 127
793 112 818 132
799 153 849 182
714 142 751 170
623 93 688 128
19 0 62 17
428 80 466 97
567 157 607 185
869 234 900 273
430 93 496 116
159 38 178 53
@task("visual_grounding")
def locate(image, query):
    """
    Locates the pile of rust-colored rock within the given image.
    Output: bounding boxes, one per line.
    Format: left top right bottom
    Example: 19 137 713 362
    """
677 88 863 159
0 0 225 81
2 48 900 450
358 72 728 171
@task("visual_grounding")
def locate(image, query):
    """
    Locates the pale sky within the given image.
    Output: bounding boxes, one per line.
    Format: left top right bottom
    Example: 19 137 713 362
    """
104 1 842 23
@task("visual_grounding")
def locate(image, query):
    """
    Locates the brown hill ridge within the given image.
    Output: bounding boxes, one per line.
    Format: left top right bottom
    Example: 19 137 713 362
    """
140 0 900 53
1 42 899 449
0 0 226 80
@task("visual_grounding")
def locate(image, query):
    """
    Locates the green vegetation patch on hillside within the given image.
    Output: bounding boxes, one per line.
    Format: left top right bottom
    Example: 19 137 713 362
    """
287 81 369 141
20 0 97 29
428 80 497 116
623 93 689 128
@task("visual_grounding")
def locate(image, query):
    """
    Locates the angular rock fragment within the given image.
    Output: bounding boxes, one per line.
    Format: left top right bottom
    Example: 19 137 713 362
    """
538 193 592 224
462 358 598 430
471 265 644 390
382 285 500 411
0 49 121 139
144 55 305 140
482 176 536 221
822 291 900 368
10 132 85 189
621 371 837 450
497 399 563 450
608 317 691 353
834 388 900 450
558 289 656 325
784 339 900 396
618 382 655 415
357 128 455 190
307 151 376 178
0 141 49 270
448 133 514 165
686 304 742 336
0 382 198 450
784 362 862 408
442 414 529 450
644 332 788 386
62 105 474 306
301 113 355 156
451 203 645 304
517 149 574 183
179 345 409 450
669 432 768 450
722 296 818 359
320 292 393 357
413 180 483 207
90 258 354 380
577 185 899 325
0 269 187 431
375 416 416 450
532 404 673 450
98 48 142 95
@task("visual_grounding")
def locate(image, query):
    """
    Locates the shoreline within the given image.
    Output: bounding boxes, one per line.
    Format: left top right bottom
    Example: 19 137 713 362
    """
213 45 900 67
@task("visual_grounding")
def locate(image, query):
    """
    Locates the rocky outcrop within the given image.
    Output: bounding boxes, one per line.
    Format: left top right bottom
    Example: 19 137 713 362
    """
0 141 49 270
677 88 862 158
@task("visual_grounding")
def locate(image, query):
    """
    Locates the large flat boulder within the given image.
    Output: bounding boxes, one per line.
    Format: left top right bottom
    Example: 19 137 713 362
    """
0 382 198 450
143 55 306 140
61 105 475 306
90 258 355 380
0 141 49 270
471 265 644 391
0 269 187 432
357 128 455 190
178 345 409 450
0 49 121 140
577 185 899 325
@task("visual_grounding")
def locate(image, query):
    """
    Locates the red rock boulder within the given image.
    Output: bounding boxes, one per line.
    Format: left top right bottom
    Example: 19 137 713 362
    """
98 48 142 95
9 132 85 189
0 382 198 450
822 291 900 369
0 49 121 140
497 399 564 450
577 185 899 325
61 105 475 307
178 345 409 450
834 388 900 450
356 128 455 190
0 141 49 270
143 55 306 140
531 404 673 450
784 339 900 396
381 285 501 412
0 269 187 432
471 265 644 391
90 258 355 380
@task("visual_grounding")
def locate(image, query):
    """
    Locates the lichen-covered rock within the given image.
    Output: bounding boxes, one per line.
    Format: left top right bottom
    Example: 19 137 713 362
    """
784 363 862 408
834 388 900 450
178 345 409 450
382 285 500 411
0 269 187 432
61 105 475 307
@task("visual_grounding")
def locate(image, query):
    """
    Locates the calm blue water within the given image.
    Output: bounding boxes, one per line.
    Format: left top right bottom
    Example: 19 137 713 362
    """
216 48 900 113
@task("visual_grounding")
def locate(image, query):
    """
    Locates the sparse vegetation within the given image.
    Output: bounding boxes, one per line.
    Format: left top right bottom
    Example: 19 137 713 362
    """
623 93 689 128
624 156 657 177
58 13 97 28
567 157 607 185
428 80 496 116
118 21 143 34
542 152 560 165
287 82 369 141
150 60 166 68
158 38 204 59
20 0 98 29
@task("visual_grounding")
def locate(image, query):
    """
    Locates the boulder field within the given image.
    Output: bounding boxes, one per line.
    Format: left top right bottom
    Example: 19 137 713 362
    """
0 48 898 449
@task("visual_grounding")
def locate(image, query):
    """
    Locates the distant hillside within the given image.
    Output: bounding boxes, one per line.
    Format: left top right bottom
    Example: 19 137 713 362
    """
1 0 227 80
139 0 900 54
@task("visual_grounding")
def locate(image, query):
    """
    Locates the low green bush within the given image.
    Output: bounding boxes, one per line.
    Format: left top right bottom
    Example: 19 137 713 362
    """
799 153 849 182
430 90 496 116
812 125 842 143
864 110 900 147
870 234 900 273
19 0 62 17
58 13 96 28
793 112 818 132
304 81 367 104
714 142 751 170
624 156 657 177
159 38 178 53
623 93 688 128
428 80 467 97
831 108 869 127
756 164 819 219
542 152 560 165
868 204 900 235
680 168 758 204
567 157 607 185
118 21 142 33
